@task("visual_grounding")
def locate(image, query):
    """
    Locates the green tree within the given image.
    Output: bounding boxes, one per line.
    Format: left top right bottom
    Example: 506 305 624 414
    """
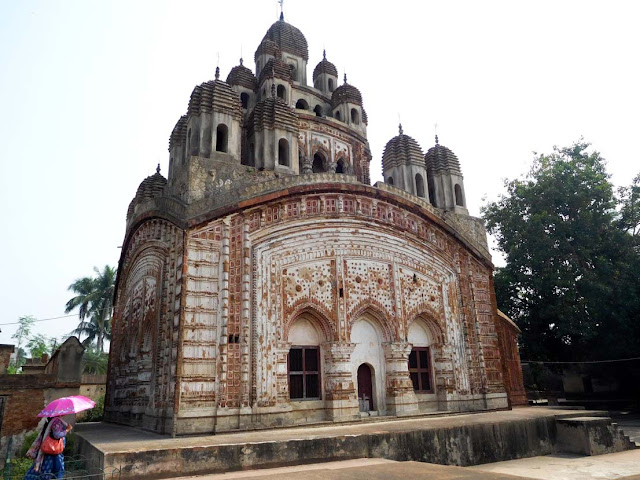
26 333 50 359
65 265 116 352
483 141 640 361
82 349 109 375
11 315 35 368
618 173 640 239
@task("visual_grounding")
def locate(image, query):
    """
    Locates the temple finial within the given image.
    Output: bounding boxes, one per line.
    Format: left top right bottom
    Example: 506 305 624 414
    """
434 123 439 144
343 73 347 84
240 57 243 66
156 164 161 174
399 123 403 135
279 0 284 20
215 66 220 80
323 49 326 60
435 135 439 145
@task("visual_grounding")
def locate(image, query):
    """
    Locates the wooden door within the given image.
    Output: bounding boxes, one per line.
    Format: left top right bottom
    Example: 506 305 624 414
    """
357 363 374 411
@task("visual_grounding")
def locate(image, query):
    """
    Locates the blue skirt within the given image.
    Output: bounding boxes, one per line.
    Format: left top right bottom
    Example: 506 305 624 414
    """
24 453 65 479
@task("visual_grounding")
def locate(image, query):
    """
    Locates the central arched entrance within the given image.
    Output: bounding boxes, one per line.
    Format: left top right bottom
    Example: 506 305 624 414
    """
357 363 374 412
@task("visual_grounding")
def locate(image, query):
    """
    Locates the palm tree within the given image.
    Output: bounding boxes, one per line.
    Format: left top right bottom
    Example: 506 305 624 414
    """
69 313 112 349
65 265 116 352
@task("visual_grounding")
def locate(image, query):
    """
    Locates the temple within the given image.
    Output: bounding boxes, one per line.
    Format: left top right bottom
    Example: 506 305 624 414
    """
105 12 526 435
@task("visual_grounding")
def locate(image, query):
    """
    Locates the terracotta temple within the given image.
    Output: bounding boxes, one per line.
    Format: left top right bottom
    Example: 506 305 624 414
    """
105 12 526 435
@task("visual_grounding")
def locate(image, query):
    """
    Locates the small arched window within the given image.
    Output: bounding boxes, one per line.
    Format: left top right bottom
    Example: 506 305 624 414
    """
328 78 334 92
278 138 289 166
427 175 436 205
351 108 360 125
312 153 325 173
335 110 341 121
336 158 345 174
216 124 228 153
289 64 296 80
314 105 323 117
415 173 425 198
240 92 249 109
277 84 286 101
295 99 309 110
387 176 394 185
298 149 304 173
455 184 464 206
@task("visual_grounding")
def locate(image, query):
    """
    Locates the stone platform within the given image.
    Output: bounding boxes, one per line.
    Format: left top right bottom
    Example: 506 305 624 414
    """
74 408 632 480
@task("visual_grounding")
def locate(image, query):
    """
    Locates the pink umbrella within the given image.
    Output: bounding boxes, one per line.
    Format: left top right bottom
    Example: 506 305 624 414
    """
37 395 96 418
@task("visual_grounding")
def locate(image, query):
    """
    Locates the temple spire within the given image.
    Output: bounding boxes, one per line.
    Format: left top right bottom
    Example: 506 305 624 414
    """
399 123 403 135
279 0 284 20
156 164 161 174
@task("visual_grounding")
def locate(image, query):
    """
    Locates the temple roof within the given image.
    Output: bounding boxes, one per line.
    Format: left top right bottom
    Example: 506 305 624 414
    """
127 167 167 220
255 15 309 62
187 71 242 119
312 51 338 81
258 56 294 85
248 93 299 133
226 59 258 91
425 136 462 174
169 115 187 151
382 125 425 169
331 76 363 107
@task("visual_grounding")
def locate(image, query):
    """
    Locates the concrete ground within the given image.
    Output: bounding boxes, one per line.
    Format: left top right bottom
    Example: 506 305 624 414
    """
170 450 640 480
172 458 534 480
470 449 640 480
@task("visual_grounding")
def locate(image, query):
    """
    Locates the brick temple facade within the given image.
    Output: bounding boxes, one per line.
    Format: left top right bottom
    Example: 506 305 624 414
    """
105 13 526 435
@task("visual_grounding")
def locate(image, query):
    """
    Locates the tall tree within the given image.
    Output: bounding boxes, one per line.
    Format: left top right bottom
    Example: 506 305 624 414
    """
483 141 639 361
11 315 35 368
26 333 50 359
65 265 116 352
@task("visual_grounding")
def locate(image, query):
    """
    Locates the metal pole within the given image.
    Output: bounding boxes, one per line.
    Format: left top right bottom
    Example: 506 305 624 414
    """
3 436 13 480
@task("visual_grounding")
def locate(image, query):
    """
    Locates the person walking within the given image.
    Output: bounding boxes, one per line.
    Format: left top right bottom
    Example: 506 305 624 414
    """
24 416 72 479
23 395 95 479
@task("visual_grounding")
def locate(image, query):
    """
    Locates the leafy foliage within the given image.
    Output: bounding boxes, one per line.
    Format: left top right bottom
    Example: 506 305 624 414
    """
78 395 104 423
81 350 109 375
10 315 35 368
26 333 50 359
483 141 640 361
65 265 116 352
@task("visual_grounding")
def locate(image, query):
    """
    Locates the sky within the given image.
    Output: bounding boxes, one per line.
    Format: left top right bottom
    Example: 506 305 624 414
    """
1 0 639 347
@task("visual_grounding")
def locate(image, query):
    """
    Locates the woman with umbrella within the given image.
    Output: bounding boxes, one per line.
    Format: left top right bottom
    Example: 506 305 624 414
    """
23 395 95 479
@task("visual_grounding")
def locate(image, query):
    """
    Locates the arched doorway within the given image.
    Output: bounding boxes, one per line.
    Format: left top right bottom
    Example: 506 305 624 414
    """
357 363 374 412
350 314 387 414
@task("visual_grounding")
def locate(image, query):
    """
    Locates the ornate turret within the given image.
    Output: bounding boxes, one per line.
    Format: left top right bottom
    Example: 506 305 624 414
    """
184 70 243 160
254 14 308 84
246 90 299 172
331 74 367 132
424 136 467 214
227 58 258 112
127 166 167 221
382 124 428 199
313 50 338 94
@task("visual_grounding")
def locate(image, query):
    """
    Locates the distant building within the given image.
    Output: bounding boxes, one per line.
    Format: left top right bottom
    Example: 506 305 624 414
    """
106 12 525 435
